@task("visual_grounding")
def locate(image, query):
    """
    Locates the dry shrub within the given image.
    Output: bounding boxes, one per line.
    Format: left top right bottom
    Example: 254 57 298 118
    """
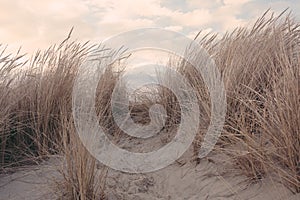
95 64 125 139
130 85 181 132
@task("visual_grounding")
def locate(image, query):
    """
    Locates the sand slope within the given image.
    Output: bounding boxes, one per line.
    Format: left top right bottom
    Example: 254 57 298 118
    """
0 151 299 200
0 158 61 200
104 149 298 200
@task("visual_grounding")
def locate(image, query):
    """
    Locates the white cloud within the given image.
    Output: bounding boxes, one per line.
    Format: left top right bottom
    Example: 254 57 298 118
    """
167 9 213 27
223 0 253 6
0 0 93 54
165 26 183 32
0 0 298 55
187 28 214 40
187 0 224 9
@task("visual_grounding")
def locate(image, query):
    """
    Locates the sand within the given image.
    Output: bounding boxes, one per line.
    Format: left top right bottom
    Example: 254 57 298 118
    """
1 149 299 199
102 130 299 199
0 157 61 200
104 148 299 200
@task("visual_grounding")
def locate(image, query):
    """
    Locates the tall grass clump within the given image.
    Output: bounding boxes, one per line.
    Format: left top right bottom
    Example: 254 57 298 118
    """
0 36 91 168
0 33 123 198
160 10 299 192
217 11 299 192
57 115 106 200
0 47 27 167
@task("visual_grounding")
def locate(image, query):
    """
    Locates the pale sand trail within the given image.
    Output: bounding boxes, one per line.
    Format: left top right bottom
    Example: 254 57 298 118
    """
0 157 61 200
0 147 299 200
103 147 299 200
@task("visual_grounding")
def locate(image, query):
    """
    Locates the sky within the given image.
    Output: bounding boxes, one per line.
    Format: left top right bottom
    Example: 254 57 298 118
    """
0 0 299 56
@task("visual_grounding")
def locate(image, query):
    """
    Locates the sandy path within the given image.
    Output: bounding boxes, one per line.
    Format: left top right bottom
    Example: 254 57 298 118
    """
0 158 61 200
104 149 299 200
0 151 299 199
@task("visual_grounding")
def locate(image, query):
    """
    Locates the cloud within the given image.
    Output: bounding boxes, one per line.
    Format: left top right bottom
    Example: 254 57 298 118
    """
0 0 298 55
165 26 183 32
223 0 253 5
0 0 93 54
186 28 213 40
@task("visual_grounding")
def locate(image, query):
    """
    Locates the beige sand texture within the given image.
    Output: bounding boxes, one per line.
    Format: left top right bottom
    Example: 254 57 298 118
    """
0 158 61 200
1 151 300 200
103 148 299 200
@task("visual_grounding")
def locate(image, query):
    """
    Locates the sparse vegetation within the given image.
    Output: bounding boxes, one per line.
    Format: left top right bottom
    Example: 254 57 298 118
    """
0 9 299 199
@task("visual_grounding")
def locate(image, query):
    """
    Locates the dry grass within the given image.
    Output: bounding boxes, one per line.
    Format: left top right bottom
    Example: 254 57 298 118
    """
0 36 90 168
57 115 107 200
217 10 299 192
0 34 111 198
0 9 299 199
158 10 299 192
